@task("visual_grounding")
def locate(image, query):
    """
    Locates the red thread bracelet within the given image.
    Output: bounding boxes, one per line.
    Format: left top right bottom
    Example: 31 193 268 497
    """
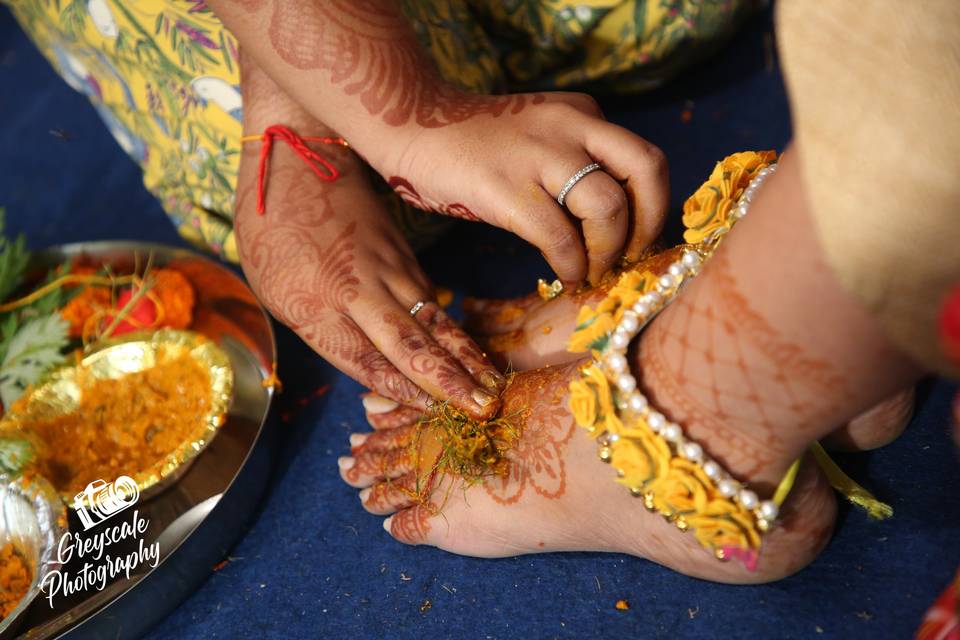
240 124 349 215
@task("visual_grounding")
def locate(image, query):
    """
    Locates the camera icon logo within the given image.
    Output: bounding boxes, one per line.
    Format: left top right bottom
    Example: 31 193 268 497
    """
73 476 140 530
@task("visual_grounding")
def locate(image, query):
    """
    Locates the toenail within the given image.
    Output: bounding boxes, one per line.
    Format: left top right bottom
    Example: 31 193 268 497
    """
382 516 393 533
363 395 399 414
338 456 355 470
358 488 371 503
471 388 496 407
350 433 369 447
480 370 506 391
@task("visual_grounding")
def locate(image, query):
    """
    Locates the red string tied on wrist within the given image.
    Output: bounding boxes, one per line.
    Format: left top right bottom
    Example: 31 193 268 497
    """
240 124 349 215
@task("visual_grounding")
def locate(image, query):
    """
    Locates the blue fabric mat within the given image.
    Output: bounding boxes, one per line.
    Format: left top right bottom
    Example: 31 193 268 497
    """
3 6 958 639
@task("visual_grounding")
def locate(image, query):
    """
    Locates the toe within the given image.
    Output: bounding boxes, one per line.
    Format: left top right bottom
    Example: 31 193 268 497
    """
383 504 436 545
361 392 426 430
360 471 425 515
823 387 915 451
339 447 416 488
361 392 399 414
366 405 425 430
352 423 418 454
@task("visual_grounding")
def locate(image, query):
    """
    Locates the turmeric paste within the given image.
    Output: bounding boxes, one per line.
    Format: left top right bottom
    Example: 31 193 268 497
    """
0 542 31 619
19 348 212 497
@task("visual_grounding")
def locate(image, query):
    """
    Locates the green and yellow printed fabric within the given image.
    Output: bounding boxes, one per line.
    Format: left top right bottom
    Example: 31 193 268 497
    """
6 0 753 261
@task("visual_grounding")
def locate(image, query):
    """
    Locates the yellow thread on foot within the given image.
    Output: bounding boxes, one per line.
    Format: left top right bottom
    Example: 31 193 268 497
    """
810 442 893 520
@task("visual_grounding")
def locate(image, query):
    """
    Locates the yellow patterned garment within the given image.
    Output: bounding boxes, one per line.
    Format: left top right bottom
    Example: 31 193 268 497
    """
6 0 754 262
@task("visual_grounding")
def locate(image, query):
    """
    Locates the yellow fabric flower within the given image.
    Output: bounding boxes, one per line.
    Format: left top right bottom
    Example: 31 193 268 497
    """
568 376 599 431
649 458 712 517
568 306 616 353
569 364 617 435
686 498 762 552
608 270 658 321
612 427 671 490
683 150 777 244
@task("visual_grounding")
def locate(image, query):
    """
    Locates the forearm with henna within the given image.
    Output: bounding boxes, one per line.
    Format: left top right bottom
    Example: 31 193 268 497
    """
207 1 535 152
234 52 421 402
235 52 505 418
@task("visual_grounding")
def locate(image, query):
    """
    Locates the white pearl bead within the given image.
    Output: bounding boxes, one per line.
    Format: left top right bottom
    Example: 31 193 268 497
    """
633 301 651 317
646 411 665 431
759 500 779 521
667 263 685 278
661 423 682 442
733 202 749 219
657 274 678 291
616 374 636 393
628 393 648 413
738 489 759 510
619 311 639 333
606 353 627 373
703 460 722 480
718 479 739 498
609 331 629 350
681 442 703 462
681 250 701 270
643 291 662 306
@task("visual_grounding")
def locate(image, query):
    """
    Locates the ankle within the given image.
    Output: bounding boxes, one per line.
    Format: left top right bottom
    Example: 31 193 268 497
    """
633 339 808 492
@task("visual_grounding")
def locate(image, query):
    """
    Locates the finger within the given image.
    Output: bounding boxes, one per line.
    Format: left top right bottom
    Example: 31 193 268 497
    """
546 158 628 285
463 293 542 336
338 446 416 488
354 296 500 420
351 423 420 453
308 315 430 412
359 471 428 515
382 275 504 391
414 303 507 392
582 122 669 260
500 188 587 285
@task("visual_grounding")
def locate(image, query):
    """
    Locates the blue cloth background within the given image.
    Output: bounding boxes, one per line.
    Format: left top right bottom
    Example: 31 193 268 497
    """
2 5 958 639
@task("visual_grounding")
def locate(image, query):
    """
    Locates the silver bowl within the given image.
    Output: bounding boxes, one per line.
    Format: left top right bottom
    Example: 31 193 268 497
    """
0 474 68 639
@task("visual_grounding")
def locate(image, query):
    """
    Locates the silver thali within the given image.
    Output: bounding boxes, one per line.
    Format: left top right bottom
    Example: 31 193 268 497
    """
2 241 277 640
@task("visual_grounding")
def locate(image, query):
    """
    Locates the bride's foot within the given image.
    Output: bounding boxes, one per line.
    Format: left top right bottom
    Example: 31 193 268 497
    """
822 388 915 452
341 361 836 583
463 267 915 453
463 248 685 371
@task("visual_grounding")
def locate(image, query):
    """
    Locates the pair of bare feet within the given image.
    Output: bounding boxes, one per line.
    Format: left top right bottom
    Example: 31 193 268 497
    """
336 259 914 583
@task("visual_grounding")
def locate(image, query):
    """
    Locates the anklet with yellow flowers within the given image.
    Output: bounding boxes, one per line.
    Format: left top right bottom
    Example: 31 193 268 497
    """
568 151 789 571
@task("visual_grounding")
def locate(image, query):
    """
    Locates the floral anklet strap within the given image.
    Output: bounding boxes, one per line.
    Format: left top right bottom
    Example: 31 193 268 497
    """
240 125 349 215
566 151 892 570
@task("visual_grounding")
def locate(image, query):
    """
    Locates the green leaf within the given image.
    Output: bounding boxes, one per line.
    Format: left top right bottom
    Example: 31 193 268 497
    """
0 313 19 364
17 262 74 320
0 436 37 476
0 209 31 302
0 314 69 408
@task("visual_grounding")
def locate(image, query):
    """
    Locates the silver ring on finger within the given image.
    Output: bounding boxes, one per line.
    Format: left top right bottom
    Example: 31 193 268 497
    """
409 300 426 317
556 162 603 207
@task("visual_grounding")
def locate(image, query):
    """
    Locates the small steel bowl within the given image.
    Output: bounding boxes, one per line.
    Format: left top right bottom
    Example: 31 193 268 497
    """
0 474 68 639
1 329 233 506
